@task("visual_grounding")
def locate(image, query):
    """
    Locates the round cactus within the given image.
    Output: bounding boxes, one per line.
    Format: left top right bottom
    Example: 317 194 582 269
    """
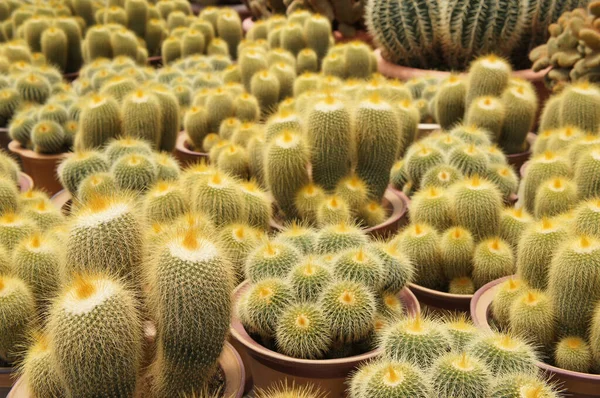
0 275 35 363
275 302 332 359
430 352 492 398
467 331 537 376
245 240 300 283
472 237 515 289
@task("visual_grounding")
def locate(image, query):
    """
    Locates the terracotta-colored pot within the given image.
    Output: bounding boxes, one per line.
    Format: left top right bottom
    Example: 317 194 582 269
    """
0 128 10 152
333 30 374 46
520 160 530 179
173 133 208 168
472 276 600 397
63 71 79 82
18 173 33 193
269 188 410 239
242 16 254 33
1 365 15 398
8 141 65 195
7 341 245 398
148 55 162 68
195 3 250 18
230 280 420 397
409 282 472 313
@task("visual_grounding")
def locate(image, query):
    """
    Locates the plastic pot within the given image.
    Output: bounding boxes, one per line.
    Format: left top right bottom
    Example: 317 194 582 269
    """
269 188 410 239
173 133 208 168
230 280 420 397
471 276 600 397
8 141 65 195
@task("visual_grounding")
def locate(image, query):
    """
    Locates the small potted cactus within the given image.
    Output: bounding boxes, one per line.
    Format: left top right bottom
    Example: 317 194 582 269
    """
348 312 560 397
230 222 420 395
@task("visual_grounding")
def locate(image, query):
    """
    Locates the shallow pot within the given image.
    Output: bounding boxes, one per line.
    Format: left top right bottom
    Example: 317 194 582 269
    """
173 133 208 168
148 55 162 68
18 173 33 193
230 281 420 398
51 189 72 216
8 141 65 195
472 276 600 397
409 283 471 313
416 123 441 139
7 342 244 398
269 188 409 239
1 366 14 398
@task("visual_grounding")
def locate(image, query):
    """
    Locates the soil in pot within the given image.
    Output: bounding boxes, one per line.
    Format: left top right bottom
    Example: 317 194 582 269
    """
230 281 420 397
472 276 600 398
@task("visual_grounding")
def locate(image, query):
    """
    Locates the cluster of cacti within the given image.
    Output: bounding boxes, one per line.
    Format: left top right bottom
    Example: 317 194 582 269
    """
395 173 518 294
349 313 558 398
81 23 150 65
237 221 414 360
415 55 540 155
366 0 589 70
0 57 66 129
531 2 600 90
254 381 327 398
392 127 520 203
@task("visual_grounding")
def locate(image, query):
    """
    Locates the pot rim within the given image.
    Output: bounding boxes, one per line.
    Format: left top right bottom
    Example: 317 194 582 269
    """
230 280 420 367
409 282 472 301
270 188 409 234
7 140 68 161
18 173 33 193
175 133 209 158
471 275 600 383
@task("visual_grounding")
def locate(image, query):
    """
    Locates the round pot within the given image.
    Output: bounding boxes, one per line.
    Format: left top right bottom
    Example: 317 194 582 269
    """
7 341 244 398
416 123 441 139
50 189 72 216
409 282 472 313
242 16 254 33
269 188 410 239
8 141 65 195
230 281 420 397
333 30 374 46
173 133 209 168
0 128 10 152
63 71 79 82
472 276 600 397
148 55 162 68
1 365 15 398
18 173 33 193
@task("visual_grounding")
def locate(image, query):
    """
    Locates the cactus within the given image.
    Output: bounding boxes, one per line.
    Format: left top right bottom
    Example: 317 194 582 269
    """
450 125 491 147
315 222 368 254
421 164 463 189
560 83 600 133
105 138 153 165
184 106 210 150
448 276 475 294
430 352 492 398
486 165 519 201
275 302 332 359
500 85 538 154
152 86 180 153
121 89 162 148
573 199 600 239
492 277 527 329
239 49 268 92
546 126 584 153
20 333 63 398
22 198 64 231
440 226 474 281
274 223 317 255
472 238 515 289
77 172 117 204
193 172 245 227
320 279 376 343
464 56 512 108
452 176 503 241
233 93 260 122
405 145 445 189
444 314 479 351
147 228 232 396
16 73 51 104
464 97 506 141
288 257 332 303
380 314 451 367
468 331 537 376
265 110 302 142
534 177 577 219
244 277 293 338
40 27 68 72
245 240 300 282
575 146 600 200
548 236 600 338
238 181 272 231
217 144 250 180
65 196 143 285
499 207 533 250
251 70 281 116
0 177 18 215
432 76 465 130
358 201 387 228
110 154 157 193
331 247 383 291
509 290 556 348
265 130 309 219
590 302 600 369
490 373 561 398
295 183 325 225
143 181 188 223
410 186 454 231
0 275 35 363
359 360 432 398
48 275 142 397
0 212 36 252
355 94 401 201
316 195 351 227
554 336 592 373
78 95 122 150
297 48 318 74
517 218 568 290
395 223 445 290
30 120 65 154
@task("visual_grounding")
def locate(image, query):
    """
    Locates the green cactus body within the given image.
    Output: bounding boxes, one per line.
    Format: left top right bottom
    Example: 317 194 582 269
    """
447 144 489 178
265 131 309 219
499 207 532 250
105 137 153 165
31 120 65 154
395 223 445 290
264 111 302 142
472 238 515 289
430 352 492 398
293 73 320 97
575 147 600 200
486 164 519 201
297 48 318 74
77 172 117 204
434 75 466 130
304 15 330 62
573 199 600 239
8 115 34 147
450 125 492 147
148 229 232 396
590 304 600 370
251 70 281 117
40 27 68 72
121 89 162 148
448 277 475 295
548 236 600 338
0 177 18 216
124 0 148 38
538 95 563 134
184 106 209 150
316 195 351 227
21 334 64 398
47 276 138 398
65 196 143 284
143 181 188 223
269 62 296 101
217 144 250 180
509 289 555 348
420 164 463 189
559 83 600 133
206 88 235 133
192 171 245 227
490 373 560 398
554 336 593 373
274 223 317 255
320 279 375 344
305 96 352 192
439 226 474 281
405 145 445 189
216 10 242 59
110 29 138 60
239 49 268 92
295 183 326 225
468 332 537 376
161 37 181 64
22 197 64 231
233 93 260 122
369 242 414 294
321 53 346 79
78 95 122 150
389 160 408 190
288 258 332 303
492 277 527 328
238 181 272 231
546 127 584 153
60 151 110 194
315 222 368 254
275 302 332 359
521 152 571 213
465 96 506 141
355 95 401 201
361 360 431 398
410 186 454 232
218 117 240 141
110 153 157 193
334 175 370 215
331 247 383 291
534 177 577 219
16 73 51 104
464 56 512 108
181 29 205 57
345 42 373 80
0 275 35 363
380 315 450 367
500 85 538 154
13 233 63 311
244 278 292 338
452 176 502 241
